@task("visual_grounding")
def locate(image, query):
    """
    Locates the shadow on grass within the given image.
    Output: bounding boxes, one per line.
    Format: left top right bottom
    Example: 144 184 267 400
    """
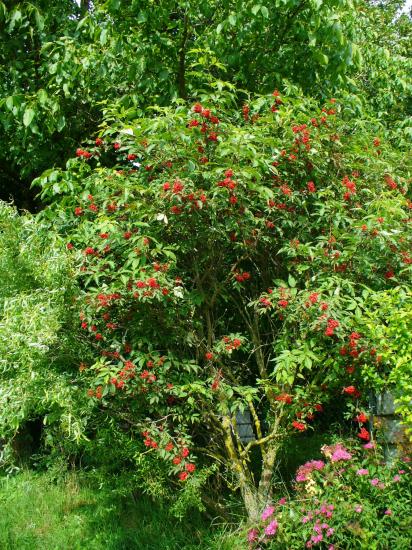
0 472 243 550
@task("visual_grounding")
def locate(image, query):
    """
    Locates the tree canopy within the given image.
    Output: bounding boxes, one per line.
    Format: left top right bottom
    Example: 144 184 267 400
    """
0 0 411 206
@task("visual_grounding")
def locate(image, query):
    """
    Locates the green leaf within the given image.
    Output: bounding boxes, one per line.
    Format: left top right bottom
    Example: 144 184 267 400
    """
5 96 14 111
159 69 169 81
261 6 269 18
48 63 58 75
34 9 44 31
8 9 21 32
100 28 108 45
228 14 236 26
252 5 261 15
37 89 48 105
288 274 296 288
23 108 35 127
56 115 66 132
314 51 329 66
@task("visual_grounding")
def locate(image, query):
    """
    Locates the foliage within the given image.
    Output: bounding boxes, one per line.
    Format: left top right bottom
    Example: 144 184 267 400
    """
32 89 411 518
352 0 412 148
248 439 412 549
360 287 412 437
0 0 411 540
1 0 411 202
0 202 91 466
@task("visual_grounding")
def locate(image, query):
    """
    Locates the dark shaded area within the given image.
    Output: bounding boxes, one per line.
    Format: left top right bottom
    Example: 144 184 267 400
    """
0 168 41 211
11 417 44 464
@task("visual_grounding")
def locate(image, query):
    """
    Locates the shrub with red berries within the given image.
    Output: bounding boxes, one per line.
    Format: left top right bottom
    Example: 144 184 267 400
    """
34 89 411 518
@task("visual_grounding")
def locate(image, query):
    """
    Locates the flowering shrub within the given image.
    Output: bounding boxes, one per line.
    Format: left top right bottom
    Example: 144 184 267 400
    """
32 88 411 518
248 440 412 549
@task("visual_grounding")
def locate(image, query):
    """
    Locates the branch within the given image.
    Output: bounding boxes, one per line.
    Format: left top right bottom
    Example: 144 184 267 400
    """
177 13 189 98
239 431 279 458
247 398 264 451
277 0 309 47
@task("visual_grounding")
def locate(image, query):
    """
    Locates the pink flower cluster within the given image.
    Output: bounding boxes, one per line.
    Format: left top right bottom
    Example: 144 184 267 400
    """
302 503 336 548
261 505 275 521
322 443 352 462
265 519 278 536
248 501 283 545
296 460 325 482
330 446 352 462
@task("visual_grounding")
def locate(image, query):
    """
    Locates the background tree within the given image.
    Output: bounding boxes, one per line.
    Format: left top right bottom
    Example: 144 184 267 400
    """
4 0 411 207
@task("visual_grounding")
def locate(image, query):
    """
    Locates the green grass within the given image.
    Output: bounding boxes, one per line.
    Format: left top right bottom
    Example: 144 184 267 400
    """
0 471 244 550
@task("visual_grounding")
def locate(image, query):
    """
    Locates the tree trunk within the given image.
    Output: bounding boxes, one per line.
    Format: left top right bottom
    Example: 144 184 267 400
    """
257 443 278 504
177 14 189 99
220 406 280 521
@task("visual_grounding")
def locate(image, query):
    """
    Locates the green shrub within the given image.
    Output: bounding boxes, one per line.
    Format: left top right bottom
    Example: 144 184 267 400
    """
33 89 411 518
0 202 92 466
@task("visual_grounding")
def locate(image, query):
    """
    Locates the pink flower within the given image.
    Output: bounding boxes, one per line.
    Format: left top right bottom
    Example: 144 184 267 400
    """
278 497 287 506
261 506 275 521
311 534 323 543
356 468 369 476
247 528 259 543
302 516 310 524
326 528 334 537
296 460 325 482
384 509 392 515
264 519 278 536
354 505 363 513
363 441 375 449
370 478 379 486
393 475 400 482
330 446 352 462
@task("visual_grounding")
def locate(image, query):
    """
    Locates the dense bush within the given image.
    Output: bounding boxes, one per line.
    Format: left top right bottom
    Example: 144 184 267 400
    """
0 2 411 546
31 89 411 518
360 287 412 439
0 202 91 466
